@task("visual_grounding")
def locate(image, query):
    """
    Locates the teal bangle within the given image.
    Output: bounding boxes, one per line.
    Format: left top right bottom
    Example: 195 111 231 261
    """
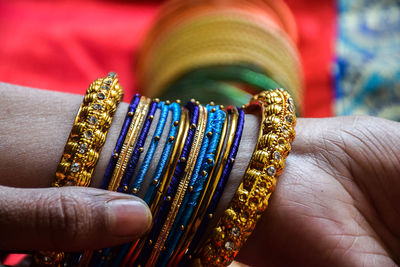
143 102 182 205
157 105 226 266
109 101 171 267
129 101 170 194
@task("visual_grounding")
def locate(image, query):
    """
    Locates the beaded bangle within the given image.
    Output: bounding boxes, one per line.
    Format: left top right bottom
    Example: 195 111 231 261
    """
145 103 185 208
109 101 171 267
201 89 296 266
132 101 200 266
178 106 244 266
158 105 226 266
122 107 189 266
86 95 143 267
86 97 151 267
107 96 151 191
88 97 152 267
100 94 141 189
34 72 123 266
129 101 170 194
147 105 208 266
171 105 229 266
117 99 158 193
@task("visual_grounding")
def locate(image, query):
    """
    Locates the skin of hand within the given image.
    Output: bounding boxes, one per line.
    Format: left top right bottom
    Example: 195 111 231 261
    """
1 83 400 266
238 116 400 267
0 84 154 252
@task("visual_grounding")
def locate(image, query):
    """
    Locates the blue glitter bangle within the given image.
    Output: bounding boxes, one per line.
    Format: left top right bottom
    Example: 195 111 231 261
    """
116 100 158 193
181 107 245 265
100 94 140 189
132 101 200 267
157 105 226 266
143 102 182 205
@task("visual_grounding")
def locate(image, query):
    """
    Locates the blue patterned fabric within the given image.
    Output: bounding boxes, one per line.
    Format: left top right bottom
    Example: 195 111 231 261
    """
335 0 400 120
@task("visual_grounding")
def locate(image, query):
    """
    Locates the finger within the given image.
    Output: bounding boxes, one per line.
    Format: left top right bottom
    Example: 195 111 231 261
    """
0 186 152 251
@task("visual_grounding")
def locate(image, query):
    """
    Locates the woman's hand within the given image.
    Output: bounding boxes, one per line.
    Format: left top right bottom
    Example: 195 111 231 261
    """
239 116 400 266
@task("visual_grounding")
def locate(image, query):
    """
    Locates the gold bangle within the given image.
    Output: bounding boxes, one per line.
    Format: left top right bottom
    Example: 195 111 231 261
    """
200 89 296 266
149 107 190 214
124 108 190 265
78 96 148 267
55 72 123 187
169 106 231 265
34 72 124 266
108 96 151 191
147 105 208 266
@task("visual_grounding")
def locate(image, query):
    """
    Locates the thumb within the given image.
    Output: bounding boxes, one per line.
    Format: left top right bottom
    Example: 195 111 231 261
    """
0 185 152 251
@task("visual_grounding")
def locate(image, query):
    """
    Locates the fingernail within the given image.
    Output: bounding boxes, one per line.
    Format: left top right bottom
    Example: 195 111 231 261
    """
106 198 152 237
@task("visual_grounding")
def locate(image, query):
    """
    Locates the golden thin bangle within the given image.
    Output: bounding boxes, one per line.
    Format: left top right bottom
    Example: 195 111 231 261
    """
149 107 189 214
125 108 190 265
34 72 124 266
147 105 208 266
108 96 151 191
169 105 230 265
200 89 296 266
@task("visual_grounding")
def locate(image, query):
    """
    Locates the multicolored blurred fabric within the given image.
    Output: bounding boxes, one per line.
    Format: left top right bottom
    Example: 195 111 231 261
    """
1 0 400 265
335 0 400 121
0 0 399 121
0 0 334 118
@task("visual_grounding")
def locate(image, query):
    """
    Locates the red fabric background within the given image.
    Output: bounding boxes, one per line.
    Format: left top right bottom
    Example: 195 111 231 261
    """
0 0 335 117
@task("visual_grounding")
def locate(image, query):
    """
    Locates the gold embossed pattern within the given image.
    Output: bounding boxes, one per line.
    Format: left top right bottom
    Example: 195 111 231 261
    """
34 73 124 266
200 89 296 266
54 73 123 188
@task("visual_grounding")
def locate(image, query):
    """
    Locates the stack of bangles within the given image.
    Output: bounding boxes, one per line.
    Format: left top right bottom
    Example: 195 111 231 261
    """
33 73 296 267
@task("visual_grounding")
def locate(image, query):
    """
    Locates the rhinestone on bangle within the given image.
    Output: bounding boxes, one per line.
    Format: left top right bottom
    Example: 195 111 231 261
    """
78 143 88 154
84 130 93 139
88 116 98 125
70 162 80 173
97 92 106 100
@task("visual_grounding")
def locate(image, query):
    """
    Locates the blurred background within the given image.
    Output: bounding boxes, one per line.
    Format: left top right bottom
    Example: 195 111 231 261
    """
0 0 399 265
0 0 398 118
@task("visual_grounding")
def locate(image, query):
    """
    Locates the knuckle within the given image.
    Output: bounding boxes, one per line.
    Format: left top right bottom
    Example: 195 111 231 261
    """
37 188 93 244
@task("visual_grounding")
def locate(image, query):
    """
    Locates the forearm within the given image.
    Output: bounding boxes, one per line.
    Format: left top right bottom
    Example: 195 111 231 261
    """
3 82 400 266
0 81 259 232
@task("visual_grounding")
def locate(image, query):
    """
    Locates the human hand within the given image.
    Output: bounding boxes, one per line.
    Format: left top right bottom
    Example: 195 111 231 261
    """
239 116 400 266
0 84 151 253
0 186 151 252
2 84 399 266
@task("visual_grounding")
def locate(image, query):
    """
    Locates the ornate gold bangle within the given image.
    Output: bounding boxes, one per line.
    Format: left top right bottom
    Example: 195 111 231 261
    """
78 98 148 267
107 96 151 191
147 105 208 266
200 88 296 266
55 72 123 187
34 72 124 266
